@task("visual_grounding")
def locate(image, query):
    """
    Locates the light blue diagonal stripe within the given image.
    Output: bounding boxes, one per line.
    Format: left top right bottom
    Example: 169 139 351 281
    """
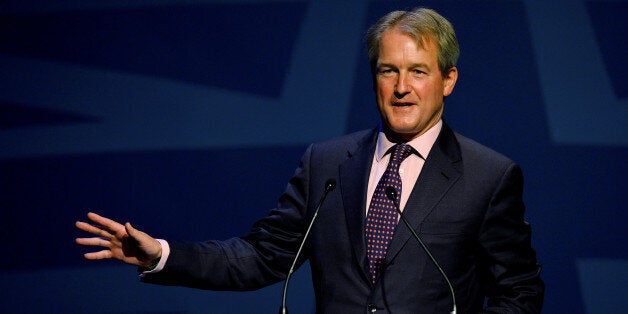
0 1 368 159
524 0 628 146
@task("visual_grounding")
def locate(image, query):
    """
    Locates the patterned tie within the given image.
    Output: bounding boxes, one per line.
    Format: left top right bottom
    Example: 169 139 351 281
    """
365 143 414 284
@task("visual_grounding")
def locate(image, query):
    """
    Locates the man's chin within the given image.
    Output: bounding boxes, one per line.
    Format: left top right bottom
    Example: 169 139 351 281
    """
383 128 420 142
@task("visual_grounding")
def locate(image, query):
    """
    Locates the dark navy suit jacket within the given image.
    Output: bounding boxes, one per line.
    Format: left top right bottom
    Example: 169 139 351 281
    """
142 123 544 313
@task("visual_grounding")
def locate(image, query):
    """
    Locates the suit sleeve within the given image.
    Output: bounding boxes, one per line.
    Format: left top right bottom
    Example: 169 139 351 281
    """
140 145 313 291
479 163 545 313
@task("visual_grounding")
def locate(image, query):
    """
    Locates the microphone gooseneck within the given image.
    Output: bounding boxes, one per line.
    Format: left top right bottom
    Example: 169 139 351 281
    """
385 186 457 314
279 179 337 314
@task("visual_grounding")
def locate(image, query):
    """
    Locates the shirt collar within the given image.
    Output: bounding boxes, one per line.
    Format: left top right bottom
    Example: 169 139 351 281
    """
376 120 443 162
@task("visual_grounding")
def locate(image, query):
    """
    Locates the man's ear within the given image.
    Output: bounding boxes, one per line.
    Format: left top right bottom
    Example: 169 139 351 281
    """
443 66 458 97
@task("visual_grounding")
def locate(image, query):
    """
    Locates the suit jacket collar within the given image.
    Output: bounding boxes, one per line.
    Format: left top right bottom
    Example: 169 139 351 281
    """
339 127 379 284
386 121 462 264
338 122 463 284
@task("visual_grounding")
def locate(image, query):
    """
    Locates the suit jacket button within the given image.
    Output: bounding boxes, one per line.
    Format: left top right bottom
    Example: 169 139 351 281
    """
367 303 378 312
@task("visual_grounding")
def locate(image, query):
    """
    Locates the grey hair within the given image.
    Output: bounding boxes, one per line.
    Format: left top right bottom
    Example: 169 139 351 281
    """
365 7 460 77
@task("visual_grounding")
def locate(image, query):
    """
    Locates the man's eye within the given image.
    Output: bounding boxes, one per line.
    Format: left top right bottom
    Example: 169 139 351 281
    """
413 69 426 75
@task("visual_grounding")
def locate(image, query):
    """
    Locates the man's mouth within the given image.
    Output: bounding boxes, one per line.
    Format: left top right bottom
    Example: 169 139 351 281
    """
393 102 414 107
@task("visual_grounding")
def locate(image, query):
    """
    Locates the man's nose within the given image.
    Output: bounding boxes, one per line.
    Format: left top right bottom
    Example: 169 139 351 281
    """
394 73 410 97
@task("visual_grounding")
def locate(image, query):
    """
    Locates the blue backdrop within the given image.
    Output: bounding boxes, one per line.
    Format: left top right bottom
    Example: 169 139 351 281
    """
1 1 626 313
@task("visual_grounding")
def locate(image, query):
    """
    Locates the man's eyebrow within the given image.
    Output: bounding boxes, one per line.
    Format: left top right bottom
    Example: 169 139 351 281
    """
409 63 430 69
376 62 431 70
376 62 396 68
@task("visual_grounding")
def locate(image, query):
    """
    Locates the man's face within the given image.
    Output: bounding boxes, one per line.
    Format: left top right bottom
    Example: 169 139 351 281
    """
375 28 457 141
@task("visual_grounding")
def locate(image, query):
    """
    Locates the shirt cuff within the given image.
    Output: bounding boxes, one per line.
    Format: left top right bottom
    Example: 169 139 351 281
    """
139 239 170 276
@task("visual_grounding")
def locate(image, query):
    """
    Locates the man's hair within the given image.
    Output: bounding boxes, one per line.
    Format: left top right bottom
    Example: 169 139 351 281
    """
365 7 460 77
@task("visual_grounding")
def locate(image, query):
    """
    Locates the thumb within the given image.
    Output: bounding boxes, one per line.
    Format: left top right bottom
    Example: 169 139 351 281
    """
125 222 138 238
124 222 162 261
125 222 149 244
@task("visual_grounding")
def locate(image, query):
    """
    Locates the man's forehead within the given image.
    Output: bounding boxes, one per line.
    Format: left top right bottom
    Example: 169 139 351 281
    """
380 28 436 52
379 30 436 55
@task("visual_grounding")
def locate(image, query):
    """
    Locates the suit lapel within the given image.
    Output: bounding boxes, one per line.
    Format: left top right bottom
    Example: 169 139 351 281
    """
386 123 462 263
339 129 378 283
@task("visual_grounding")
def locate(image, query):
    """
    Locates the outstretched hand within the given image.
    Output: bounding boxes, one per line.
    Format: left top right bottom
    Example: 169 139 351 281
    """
75 212 162 267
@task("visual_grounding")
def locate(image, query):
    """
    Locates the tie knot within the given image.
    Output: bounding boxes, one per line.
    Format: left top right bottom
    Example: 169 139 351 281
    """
391 143 414 164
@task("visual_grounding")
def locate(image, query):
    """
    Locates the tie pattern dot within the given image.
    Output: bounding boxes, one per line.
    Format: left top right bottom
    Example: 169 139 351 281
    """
365 143 414 284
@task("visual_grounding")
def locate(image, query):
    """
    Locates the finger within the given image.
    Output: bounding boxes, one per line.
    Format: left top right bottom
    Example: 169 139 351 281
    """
75 237 113 248
75 221 114 239
86 212 126 235
83 250 114 260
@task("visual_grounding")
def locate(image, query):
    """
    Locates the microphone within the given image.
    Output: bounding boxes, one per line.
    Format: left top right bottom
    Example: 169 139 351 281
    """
279 178 337 314
385 186 457 314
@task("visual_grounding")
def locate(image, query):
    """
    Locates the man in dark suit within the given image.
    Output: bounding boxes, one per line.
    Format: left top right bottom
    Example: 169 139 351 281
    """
76 7 544 313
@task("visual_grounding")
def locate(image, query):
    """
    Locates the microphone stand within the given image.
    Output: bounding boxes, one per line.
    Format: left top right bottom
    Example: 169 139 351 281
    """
279 179 336 314
385 187 457 314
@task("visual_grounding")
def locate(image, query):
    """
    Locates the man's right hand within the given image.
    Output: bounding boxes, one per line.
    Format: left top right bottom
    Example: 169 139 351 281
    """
75 212 162 267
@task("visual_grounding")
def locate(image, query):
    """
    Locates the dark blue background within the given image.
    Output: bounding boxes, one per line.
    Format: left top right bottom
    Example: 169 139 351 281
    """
1 1 626 313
